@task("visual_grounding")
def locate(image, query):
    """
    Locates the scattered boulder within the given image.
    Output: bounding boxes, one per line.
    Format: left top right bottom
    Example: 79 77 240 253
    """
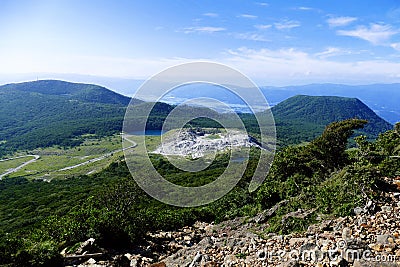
75 238 96 255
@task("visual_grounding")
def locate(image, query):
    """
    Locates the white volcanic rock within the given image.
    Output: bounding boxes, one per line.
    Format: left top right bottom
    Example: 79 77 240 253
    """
153 129 258 159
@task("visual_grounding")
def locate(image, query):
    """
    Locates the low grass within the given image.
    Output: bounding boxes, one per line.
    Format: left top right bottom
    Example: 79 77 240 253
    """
3 135 124 180
1 134 164 180
0 156 36 174
205 134 221 139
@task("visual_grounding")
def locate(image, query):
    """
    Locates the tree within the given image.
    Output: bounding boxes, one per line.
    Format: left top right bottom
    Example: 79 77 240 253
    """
310 119 367 170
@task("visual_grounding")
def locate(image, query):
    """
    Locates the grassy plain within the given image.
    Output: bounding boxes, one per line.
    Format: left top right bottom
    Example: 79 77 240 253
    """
1 135 128 180
0 156 36 174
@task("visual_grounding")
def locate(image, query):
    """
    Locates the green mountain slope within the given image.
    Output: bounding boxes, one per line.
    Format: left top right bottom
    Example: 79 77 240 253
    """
0 80 139 156
272 95 393 145
1 80 133 105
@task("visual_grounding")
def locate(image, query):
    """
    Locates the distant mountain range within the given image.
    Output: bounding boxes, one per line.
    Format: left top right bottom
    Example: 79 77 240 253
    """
156 83 400 124
2 76 398 124
0 80 394 156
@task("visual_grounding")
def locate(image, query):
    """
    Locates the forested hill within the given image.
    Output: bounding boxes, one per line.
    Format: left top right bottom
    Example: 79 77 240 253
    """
0 80 134 105
0 80 140 156
272 95 393 145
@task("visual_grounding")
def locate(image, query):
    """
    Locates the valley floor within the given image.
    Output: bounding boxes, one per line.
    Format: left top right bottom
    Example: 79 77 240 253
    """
0 134 137 180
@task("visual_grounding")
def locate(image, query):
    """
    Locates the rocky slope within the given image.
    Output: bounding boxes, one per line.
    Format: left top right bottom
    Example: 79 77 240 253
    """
65 177 400 267
152 129 260 159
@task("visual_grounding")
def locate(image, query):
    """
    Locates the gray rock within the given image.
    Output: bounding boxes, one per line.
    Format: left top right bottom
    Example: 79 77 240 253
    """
86 258 96 264
253 200 289 224
364 200 375 213
299 243 322 262
353 260 398 267
189 252 202 267
354 207 364 215
342 227 352 240
358 216 367 226
346 239 367 250
381 205 393 213
278 260 299 267
197 236 213 250
130 259 138 267
299 242 318 253
226 238 237 248
333 218 346 232
306 224 320 235
75 238 96 255
376 234 395 245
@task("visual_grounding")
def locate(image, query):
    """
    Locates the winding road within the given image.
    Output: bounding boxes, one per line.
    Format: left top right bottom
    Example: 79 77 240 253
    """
0 136 137 179
58 139 136 171
0 155 40 180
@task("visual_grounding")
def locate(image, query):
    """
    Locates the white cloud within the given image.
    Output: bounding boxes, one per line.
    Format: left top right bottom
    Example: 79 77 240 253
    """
254 24 272 30
203 13 218 17
223 47 400 85
274 20 301 30
337 23 398 45
256 2 269 7
234 33 269 42
237 14 258 19
4 48 400 85
327 16 357 27
183 26 226 34
390 43 400 51
297 7 313 11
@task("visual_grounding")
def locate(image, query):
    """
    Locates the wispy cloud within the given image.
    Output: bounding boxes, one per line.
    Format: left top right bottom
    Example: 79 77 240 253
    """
327 16 357 27
203 13 218 17
237 14 258 19
224 47 400 84
255 2 269 7
337 23 398 45
292 6 322 13
9 48 400 85
294 6 314 11
314 47 353 59
234 33 268 42
274 20 301 30
183 26 226 34
254 24 272 30
390 43 400 51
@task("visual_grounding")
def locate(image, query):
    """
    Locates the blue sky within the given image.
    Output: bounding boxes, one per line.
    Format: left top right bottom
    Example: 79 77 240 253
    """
1 0 400 85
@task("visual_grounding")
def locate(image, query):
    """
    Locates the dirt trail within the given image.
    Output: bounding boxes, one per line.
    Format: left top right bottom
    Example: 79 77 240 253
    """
0 155 40 180
58 137 137 172
0 137 137 179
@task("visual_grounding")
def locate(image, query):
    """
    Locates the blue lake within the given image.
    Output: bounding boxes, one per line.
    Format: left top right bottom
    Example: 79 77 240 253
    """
130 130 167 136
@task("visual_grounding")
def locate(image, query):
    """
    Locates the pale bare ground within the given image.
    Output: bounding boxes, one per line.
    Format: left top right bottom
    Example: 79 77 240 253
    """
152 129 258 159
58 137 136 171
0 155 40 180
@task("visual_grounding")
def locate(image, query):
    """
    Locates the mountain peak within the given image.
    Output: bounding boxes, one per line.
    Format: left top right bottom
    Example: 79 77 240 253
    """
1 80 132 105
272 95 392 144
